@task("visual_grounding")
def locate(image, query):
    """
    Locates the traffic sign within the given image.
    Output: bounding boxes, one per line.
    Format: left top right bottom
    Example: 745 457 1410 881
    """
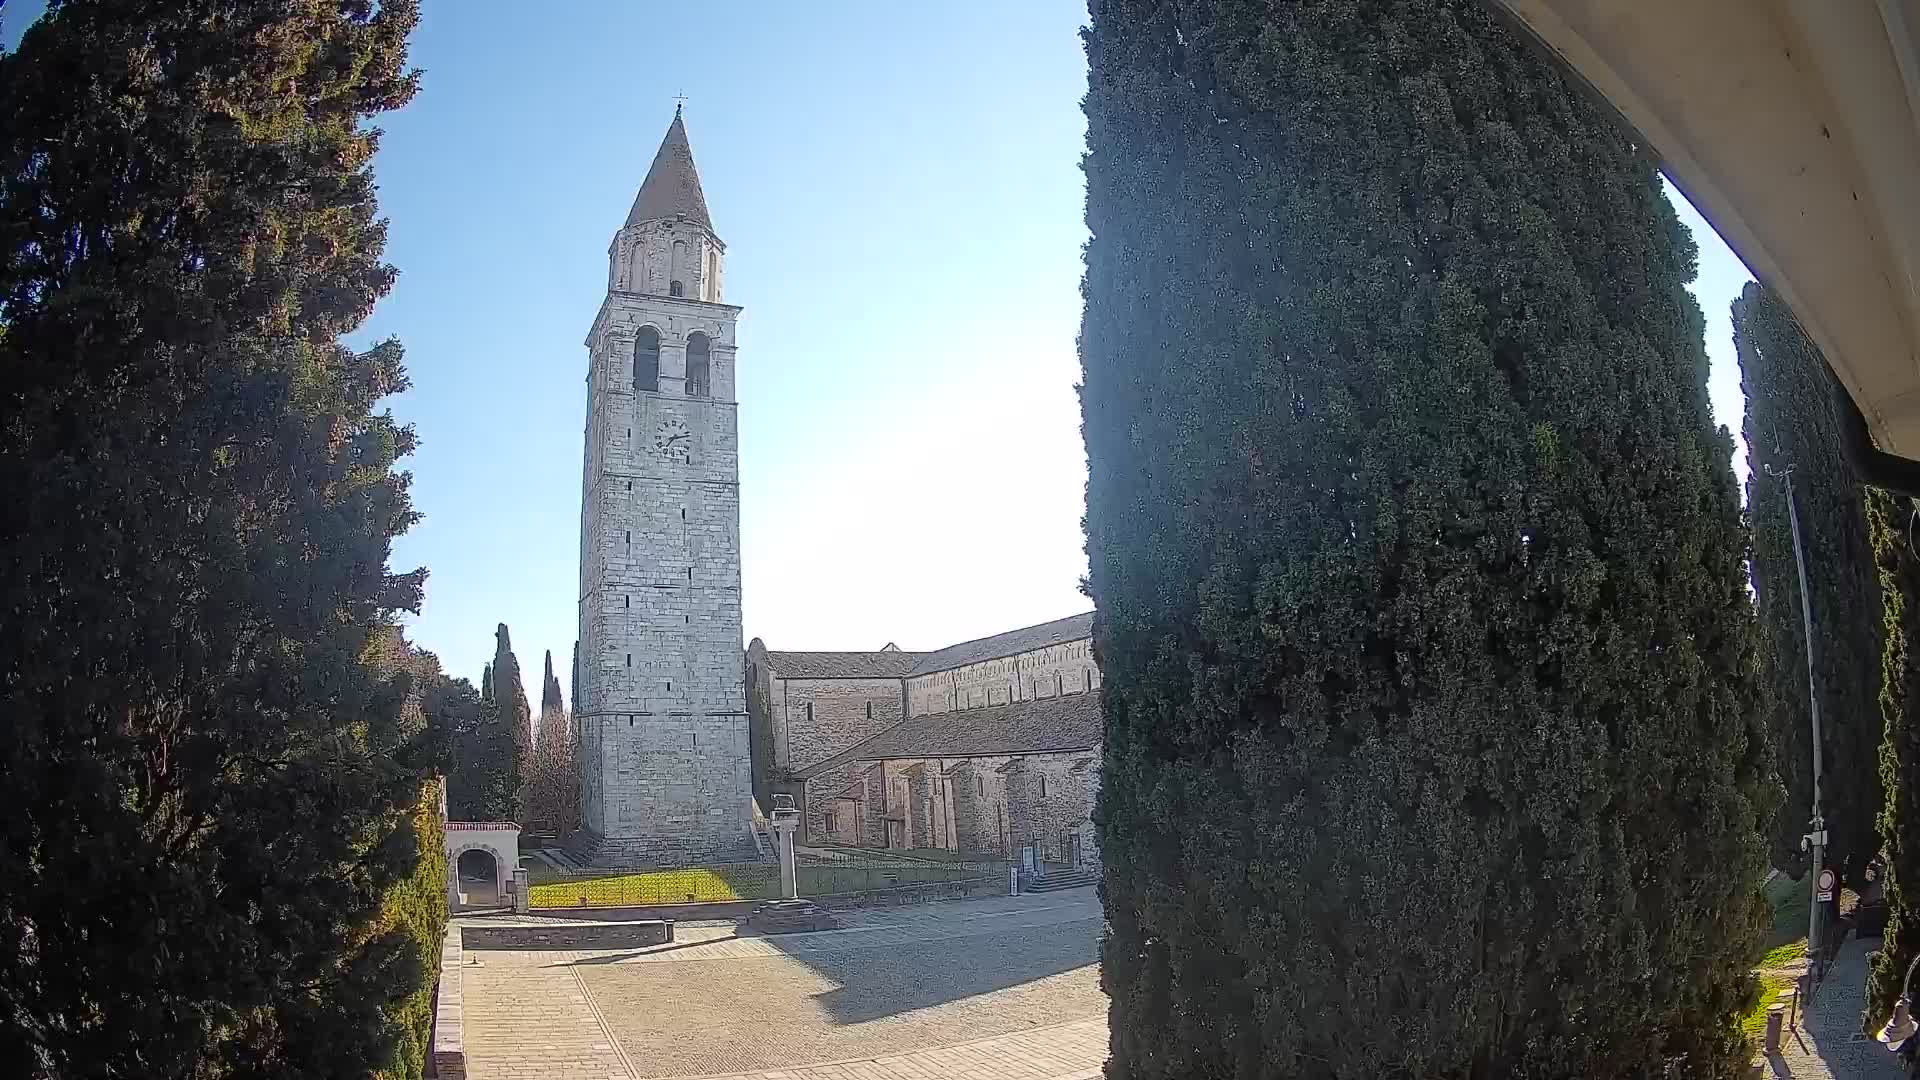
1816 868 1836 902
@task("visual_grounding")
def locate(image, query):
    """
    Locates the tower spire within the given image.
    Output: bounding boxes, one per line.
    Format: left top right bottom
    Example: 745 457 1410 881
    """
626 109 713 233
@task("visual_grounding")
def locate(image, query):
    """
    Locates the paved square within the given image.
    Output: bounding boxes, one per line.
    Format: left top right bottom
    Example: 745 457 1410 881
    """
460 891 1107 1080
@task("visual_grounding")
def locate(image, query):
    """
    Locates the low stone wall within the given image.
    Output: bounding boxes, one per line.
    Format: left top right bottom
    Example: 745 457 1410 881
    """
526 873 1002 922
430 929 464 1079
462 919 674 951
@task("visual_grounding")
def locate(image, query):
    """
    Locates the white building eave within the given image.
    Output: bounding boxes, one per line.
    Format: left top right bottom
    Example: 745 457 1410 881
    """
1490 0 1920 463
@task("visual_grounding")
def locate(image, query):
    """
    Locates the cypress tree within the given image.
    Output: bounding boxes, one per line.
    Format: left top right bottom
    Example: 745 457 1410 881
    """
442 671 514 821
0 1 436 1074
1735 281 1883 884
1869 490 1920 1023
492 623 532 816
541 648 565 745
1079 1 1770 1074
481 661 495 704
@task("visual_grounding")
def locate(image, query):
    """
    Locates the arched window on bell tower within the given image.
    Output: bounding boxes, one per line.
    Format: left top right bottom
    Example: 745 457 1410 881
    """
686 332 711 398
634 326 660 393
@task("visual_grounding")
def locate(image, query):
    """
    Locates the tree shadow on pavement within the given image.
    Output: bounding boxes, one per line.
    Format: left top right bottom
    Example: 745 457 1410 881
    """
772 921 1097 1024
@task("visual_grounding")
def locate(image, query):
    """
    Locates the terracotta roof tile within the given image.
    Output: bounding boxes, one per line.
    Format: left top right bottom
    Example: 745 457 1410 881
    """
800 692 1102 777
906 612 1094 676
764 651 926 679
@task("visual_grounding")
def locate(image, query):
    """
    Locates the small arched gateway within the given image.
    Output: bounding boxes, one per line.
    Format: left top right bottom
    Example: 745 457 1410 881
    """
445 821 520 911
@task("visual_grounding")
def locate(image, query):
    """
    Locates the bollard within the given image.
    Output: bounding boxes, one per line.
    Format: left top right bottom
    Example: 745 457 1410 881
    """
665 919 675 943
1763 1004 1786 1054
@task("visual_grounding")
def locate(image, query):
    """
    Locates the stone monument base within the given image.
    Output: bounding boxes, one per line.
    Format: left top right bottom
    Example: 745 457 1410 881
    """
746 898 836 935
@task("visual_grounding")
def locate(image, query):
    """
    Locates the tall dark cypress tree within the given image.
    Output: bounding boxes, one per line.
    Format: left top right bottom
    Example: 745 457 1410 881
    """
0 1 435 1074
540 648 564 744
481 661 495 705
492 623 531 816
1079 1 1771 1074
1736 281 1883 884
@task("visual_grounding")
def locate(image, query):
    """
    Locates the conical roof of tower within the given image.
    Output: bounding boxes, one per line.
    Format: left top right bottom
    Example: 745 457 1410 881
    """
625 107 713 233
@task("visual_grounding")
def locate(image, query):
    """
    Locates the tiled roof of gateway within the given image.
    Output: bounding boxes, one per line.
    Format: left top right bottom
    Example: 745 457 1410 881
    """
801 692 1102 777
764 651 926 680
907 612 1093 676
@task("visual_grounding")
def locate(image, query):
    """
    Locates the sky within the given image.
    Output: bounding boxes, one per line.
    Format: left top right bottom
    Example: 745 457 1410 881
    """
4 2 1757 707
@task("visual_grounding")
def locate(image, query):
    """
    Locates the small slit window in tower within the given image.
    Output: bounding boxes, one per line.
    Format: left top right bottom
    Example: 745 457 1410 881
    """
1056 673 1063 696
686 332 711 397
625 654 632 667
634 326 660 392
666 680 672 691
1040 776 1048 798
625 531 631 544
669 280 685 297
623 595 629 609
977 776 984 797
806 702 813 724
865 701 872 720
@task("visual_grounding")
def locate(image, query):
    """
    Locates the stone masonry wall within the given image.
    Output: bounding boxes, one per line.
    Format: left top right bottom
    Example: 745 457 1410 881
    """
905 638 1100 717
950 756 1012 855
576 227 750 865
1005 752 1097 867
861 763 889 848
768 677 903 774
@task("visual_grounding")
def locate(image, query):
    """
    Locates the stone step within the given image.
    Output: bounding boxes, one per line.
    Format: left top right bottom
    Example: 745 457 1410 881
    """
1027 869 1098 893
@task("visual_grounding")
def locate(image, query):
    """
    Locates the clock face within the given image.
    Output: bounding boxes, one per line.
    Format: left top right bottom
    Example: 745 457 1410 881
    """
653 417 691 462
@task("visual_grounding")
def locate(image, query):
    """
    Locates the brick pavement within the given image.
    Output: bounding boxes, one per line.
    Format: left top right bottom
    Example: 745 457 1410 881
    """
459 889 1107 1080
675 1017 1107 1080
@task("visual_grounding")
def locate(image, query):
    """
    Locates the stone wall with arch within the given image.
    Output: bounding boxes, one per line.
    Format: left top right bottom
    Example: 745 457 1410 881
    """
445 822 519 910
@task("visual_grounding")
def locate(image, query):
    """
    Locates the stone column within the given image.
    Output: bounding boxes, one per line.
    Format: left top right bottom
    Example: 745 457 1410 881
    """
770 795 801 899
512 868 530 914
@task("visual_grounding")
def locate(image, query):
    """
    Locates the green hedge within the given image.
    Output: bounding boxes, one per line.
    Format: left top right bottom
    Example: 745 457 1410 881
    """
374 781 449 1080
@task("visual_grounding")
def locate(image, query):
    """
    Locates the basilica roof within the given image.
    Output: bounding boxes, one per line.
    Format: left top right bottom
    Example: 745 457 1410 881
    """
762 650 926 680
805 691 1102 775
906 611 1094 676
626 106 714 233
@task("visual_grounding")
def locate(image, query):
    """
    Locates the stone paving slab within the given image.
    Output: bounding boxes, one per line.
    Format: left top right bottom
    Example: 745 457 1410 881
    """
460 891 1106 1080
677 1018 1107 1080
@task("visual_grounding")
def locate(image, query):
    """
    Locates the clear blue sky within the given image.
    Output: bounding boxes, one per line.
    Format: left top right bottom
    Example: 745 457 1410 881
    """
4 3 1756 708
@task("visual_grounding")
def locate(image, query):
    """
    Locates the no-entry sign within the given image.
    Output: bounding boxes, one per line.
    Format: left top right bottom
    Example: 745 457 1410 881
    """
1817 869 1836 903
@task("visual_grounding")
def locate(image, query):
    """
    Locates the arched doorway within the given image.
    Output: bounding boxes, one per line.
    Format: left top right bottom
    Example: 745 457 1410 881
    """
444 821 520 911
456 847 500 907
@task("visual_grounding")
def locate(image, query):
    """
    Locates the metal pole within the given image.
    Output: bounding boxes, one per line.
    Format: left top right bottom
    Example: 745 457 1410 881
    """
1777 466 1827 971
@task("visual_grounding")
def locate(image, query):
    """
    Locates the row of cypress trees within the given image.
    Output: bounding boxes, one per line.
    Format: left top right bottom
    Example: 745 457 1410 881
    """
1079 0 1910 1074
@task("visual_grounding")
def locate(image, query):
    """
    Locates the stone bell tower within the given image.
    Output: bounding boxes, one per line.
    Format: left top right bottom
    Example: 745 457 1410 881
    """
574 107 752 865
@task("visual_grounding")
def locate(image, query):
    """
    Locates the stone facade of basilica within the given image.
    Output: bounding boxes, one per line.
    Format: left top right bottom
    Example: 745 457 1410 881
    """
747 613 1103 870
